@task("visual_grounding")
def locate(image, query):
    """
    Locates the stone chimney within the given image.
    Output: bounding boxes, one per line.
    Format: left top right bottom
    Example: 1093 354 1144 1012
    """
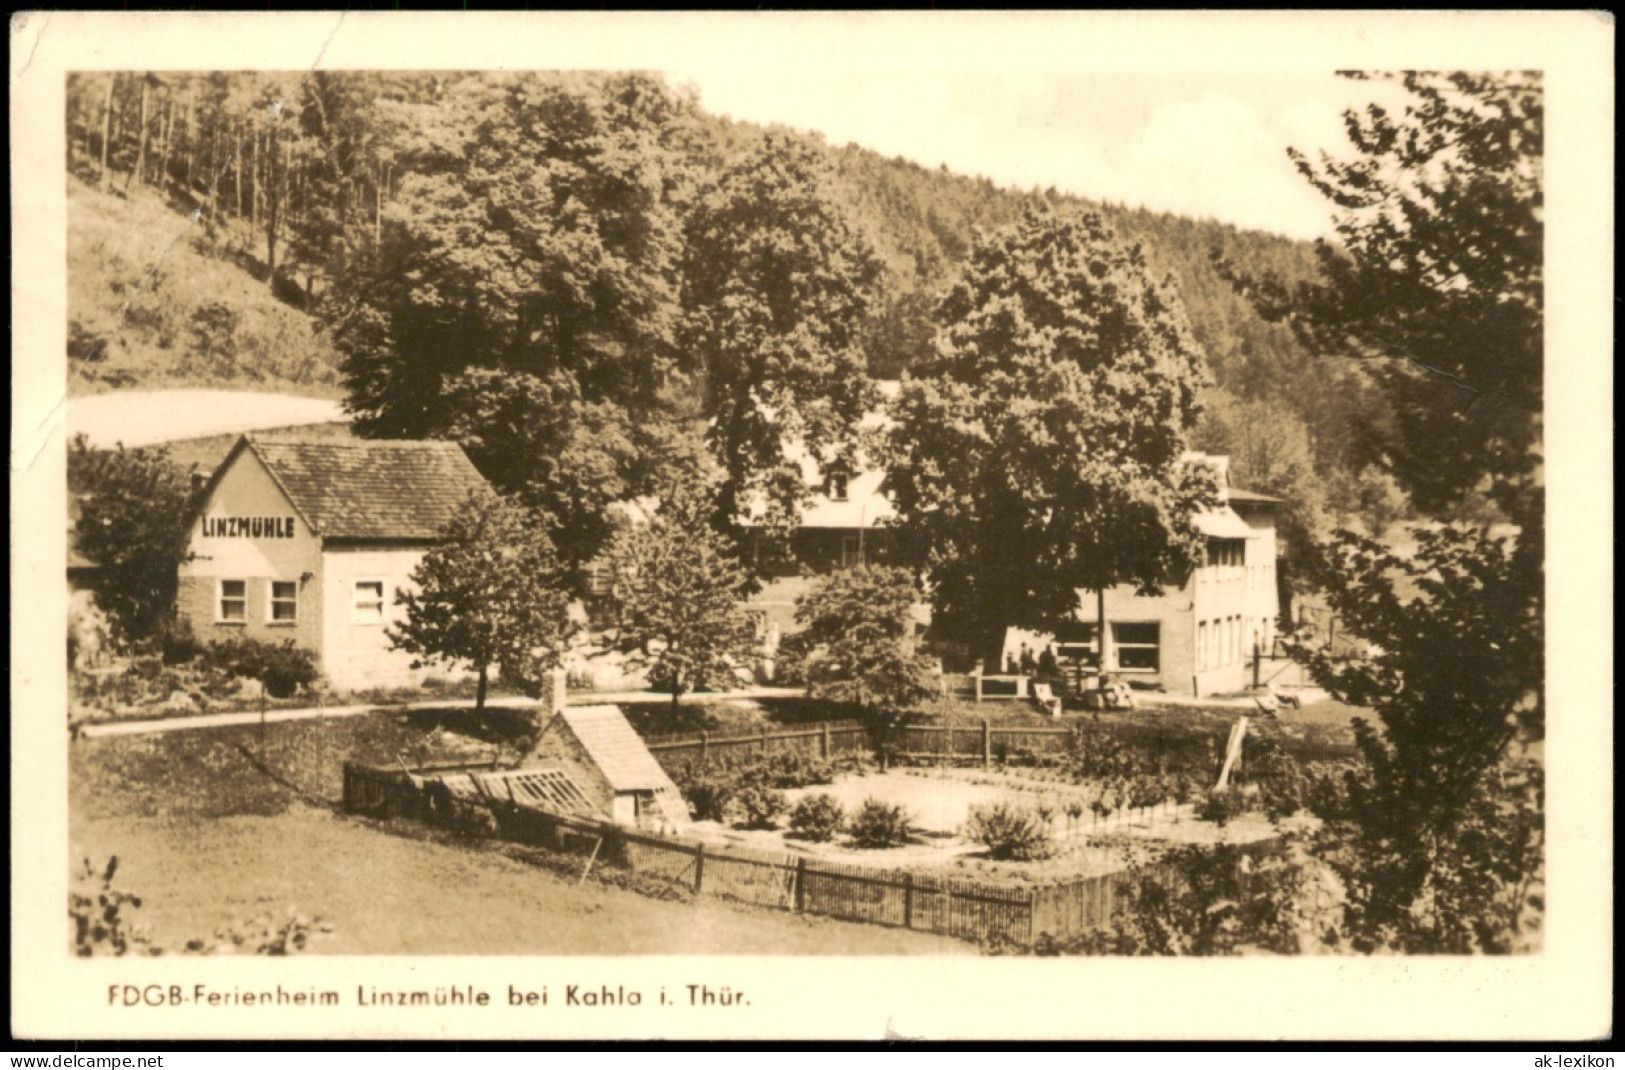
541 666 570 719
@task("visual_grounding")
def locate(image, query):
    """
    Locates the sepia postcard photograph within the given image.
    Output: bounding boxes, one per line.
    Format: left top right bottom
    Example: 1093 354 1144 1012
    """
9 10 1614 1044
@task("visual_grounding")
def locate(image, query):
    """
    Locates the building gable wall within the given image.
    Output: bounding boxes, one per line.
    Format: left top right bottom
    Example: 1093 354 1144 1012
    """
177 447 323 653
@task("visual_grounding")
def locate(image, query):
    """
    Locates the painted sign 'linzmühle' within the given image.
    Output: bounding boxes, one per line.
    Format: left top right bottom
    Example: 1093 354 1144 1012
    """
200 515 298 539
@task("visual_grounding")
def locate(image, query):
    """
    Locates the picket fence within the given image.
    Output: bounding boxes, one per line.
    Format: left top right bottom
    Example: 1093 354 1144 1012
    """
342 761 1189 945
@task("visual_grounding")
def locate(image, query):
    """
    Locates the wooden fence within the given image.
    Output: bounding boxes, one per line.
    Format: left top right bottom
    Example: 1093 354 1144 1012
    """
641 720 872 766
888 718 1356 769
631 716 1351 773
888 721 1077 766
342 761 1179 946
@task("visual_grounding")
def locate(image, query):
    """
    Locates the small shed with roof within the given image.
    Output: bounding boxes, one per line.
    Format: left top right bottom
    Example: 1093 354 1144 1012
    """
526 705 689 832
175 433 491 691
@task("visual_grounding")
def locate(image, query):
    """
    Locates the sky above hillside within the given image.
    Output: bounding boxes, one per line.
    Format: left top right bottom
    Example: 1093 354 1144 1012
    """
668 68 1410 241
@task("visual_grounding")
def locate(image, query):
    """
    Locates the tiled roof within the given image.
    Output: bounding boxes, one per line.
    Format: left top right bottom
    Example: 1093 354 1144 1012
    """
558 705 678 793
158 423 356 485
240 436 489 540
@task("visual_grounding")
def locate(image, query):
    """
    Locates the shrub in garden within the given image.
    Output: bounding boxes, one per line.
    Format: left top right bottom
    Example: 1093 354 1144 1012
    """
1246 735 1306 821
1303 761 1356 819
752 750 835 789
964 802 1056 861
788 794 846 842
261 644 320 699
159 618 203 666
730 784 787 830
1089 784 1118 826
1127 775 1167 821
1197 786 1247 827
828 750 876 778
847 798 914 849
198 637 319 699
1067 717 1142 781
681 775 735 823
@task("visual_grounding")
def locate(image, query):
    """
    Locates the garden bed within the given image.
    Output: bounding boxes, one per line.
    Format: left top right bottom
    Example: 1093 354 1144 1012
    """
677 768 1311 885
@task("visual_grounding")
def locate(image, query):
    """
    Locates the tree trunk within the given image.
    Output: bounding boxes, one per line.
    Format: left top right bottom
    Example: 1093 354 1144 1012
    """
183 85 195 192
206 127 219 224
125 75 149 193
475 664 489 714
265 120 279 286
98 74 115 189
79 88 94 170
234 122 244 219
1096 587 1111 689
157 95 174 189
250 132 260 231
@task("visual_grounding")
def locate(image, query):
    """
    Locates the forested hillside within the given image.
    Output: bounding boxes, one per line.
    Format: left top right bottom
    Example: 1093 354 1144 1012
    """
65 69 1397 535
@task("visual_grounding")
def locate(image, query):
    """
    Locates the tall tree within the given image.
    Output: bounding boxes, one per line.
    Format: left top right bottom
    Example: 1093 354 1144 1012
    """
68 436 196 650
390 489 572 714
329 72 697 568
1240 72 1545 952
681 131 887 545
795 564 937 732
335 71 691 432
1236 71 1542 525
600 493 756 710
885 205 1220 667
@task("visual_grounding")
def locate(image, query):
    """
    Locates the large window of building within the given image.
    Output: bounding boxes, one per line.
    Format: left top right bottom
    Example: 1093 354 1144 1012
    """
269 580 298 623
1052 622 1099 672
217 579 246 623
825 470 850 502
352 580 386 625
1206 539 1244 569
1112 622 1160 672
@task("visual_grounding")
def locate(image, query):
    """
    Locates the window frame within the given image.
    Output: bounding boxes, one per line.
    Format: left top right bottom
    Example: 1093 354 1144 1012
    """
351 579 387 626
840 535 863 569
216 578 248 624
826 470 851 502
267 579 299 625
1110 621 1160 673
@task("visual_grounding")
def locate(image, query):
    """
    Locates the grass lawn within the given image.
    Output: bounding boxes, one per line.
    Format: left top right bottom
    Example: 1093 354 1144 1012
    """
72 807 965 956
67 176 344 396
68 711 966 955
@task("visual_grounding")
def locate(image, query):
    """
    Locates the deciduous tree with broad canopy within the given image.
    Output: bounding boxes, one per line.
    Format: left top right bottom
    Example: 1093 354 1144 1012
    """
600 494 758 710
329 72 700 571
681 131 887 549
884 204 1220 669
390 489 573 713
68 434 196 650
794 564 937 731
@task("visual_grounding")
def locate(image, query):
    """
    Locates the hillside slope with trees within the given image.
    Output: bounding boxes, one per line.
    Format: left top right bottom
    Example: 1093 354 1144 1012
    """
67 69 1394 534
